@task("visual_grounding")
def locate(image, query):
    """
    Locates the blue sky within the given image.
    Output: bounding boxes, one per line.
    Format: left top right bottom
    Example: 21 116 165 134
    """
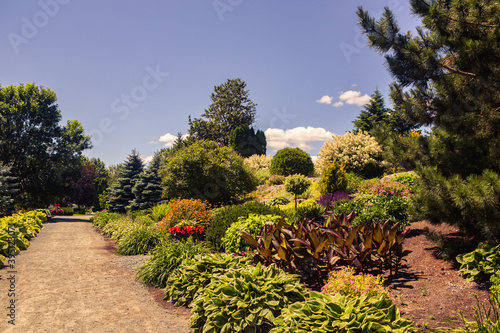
1 1 420 166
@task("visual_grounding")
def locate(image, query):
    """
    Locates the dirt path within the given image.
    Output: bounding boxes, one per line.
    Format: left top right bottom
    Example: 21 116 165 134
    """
0 216 191 333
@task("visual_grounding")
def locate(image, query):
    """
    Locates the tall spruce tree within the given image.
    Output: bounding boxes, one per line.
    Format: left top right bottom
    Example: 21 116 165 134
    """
0 163 18 217
353 89 389 135
107 150 144 213
129 156 163 211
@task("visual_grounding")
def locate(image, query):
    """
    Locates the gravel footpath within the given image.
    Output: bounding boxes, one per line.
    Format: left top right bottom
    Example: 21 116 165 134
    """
0 216 191 333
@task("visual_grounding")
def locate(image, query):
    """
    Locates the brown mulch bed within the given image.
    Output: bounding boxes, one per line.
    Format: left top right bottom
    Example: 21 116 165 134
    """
386 220 492 331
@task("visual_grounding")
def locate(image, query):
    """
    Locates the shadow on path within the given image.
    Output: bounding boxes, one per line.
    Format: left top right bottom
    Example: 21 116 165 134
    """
51 215 92 223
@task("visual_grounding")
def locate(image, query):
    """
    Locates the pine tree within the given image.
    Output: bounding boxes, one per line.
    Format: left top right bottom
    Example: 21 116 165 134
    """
130 156 163 211
107 150 144 213
0 163 18 217
357 1 500 175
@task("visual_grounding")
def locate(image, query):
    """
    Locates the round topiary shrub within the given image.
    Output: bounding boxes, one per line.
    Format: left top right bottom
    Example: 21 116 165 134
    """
270 148 314 176
319 159 348 195
161 140 256 206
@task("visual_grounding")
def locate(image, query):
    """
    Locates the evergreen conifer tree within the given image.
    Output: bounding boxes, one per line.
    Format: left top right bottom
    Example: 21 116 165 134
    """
130 156 163 211
229 124 266 157
0 163 18 217
107 150 144 213
353 89 388 135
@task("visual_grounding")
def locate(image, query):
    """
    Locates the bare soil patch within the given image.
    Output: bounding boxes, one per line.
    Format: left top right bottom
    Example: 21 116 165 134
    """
388 220 492 331
0 216 191 333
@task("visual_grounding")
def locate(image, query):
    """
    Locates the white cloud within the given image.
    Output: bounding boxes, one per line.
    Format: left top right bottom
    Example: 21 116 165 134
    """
334 90 371 107
265 127 334 152
316 95 333 104
317 90 371 108
157 132 189 147
141 155 154 164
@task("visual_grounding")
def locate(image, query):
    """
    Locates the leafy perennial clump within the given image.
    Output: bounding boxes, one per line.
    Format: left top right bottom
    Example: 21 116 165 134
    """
321 266 390 300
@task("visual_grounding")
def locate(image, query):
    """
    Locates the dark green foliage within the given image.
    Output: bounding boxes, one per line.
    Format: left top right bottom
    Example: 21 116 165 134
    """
270 148 314 177
229 124 266 157
130 156 163 211
206 201 283 251
353 89 389 135
271 291 416 333
136 238 210 288
0 163 18 217
412 165 500 241
188 78 257 147
164 253 251 307
358 1 500 175
190 263 307 333
318 159 348 195
117 225 165 255
161 140 256 206
107 150 144 213
0 83 92 207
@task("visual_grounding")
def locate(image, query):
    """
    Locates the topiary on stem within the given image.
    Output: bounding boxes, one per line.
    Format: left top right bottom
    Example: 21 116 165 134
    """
284 174 311 209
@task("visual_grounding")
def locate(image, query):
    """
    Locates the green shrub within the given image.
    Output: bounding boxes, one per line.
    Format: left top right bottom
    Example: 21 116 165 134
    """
61 207 74 215
345 172 364 193
412 165 500 241
156 198 212 232
222 214 282 253
91 211 122 228
161 140 256 205
206 201 282 251
244 154 272 171
164 253 251 307
270 291 416 333
294 203 326 221
333 194 411 228
390 172 418 190
190 263 307 333
266 174 286 186
318 159 348 195
321 266 390 300
456 242 500 282
151 202 170 222
268 196 290 206
317 131 387 178
491 271 500 298
270 148 314 177
356 177 412 198
117 225 165 255
284 174 311 209
136 238 210 288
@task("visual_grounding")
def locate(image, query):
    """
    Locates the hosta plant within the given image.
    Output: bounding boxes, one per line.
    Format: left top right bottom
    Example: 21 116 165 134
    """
190 263 307 333
456 242 500 282
136 238 210 288
164 253 251 307
270 291 416 333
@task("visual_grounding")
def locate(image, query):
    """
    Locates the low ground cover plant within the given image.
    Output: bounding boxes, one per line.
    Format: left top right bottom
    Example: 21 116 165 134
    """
190 262 307 333
136 238 210 288
91 211 121 229
164 253 252 307
270 291 416 333
0 209 47 265
117 224 165 255
321 266 390 300
456 242 500 282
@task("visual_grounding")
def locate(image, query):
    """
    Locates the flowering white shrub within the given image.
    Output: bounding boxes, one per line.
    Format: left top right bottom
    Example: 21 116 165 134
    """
243 154 272 171
317 131 387 178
